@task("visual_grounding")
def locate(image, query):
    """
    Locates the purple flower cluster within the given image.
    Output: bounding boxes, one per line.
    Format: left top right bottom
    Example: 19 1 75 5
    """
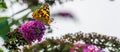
83 45 104 52
18 20 45 44
70 43 104 52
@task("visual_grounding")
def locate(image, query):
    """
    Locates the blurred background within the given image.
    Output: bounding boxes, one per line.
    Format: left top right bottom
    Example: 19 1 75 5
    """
1 0 120 52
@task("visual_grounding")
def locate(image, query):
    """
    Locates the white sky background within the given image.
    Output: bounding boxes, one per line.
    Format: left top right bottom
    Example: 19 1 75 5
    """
49 0 120 38
1 0 120 52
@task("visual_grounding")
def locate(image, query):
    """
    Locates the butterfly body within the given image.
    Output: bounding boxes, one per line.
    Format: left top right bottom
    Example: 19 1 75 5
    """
32 3 51 26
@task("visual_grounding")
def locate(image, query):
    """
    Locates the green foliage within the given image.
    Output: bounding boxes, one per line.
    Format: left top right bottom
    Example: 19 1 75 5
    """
45 0 55 5
4 31 120 52
0 49 3 52
22 32 120 52
0 0 7 11
0 17 10 40
62 32 120 52
30 4 42 12
23 37 72 52
3 28 28 50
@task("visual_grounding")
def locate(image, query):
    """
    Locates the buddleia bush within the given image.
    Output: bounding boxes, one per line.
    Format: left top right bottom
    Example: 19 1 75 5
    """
4 29 120 52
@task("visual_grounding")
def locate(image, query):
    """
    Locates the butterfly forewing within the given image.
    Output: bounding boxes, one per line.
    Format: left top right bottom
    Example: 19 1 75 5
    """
32 3 51 26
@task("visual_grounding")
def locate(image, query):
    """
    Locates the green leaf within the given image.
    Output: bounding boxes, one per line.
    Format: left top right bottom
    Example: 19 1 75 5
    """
0 0 7 11
0 49 3 52
62 44 71 52
30 4 42 12
0 17 10 40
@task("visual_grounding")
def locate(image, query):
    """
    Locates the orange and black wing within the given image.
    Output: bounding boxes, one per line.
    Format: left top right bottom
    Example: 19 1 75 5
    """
32 3 51 26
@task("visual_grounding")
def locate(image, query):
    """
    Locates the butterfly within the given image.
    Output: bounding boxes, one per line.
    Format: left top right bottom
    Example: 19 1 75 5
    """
32 3 52 26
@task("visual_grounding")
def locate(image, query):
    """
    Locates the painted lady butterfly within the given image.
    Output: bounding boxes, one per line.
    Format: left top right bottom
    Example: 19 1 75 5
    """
32 3 52 26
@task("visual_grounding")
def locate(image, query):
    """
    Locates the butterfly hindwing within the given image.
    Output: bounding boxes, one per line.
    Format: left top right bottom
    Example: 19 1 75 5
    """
32 3 51 26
